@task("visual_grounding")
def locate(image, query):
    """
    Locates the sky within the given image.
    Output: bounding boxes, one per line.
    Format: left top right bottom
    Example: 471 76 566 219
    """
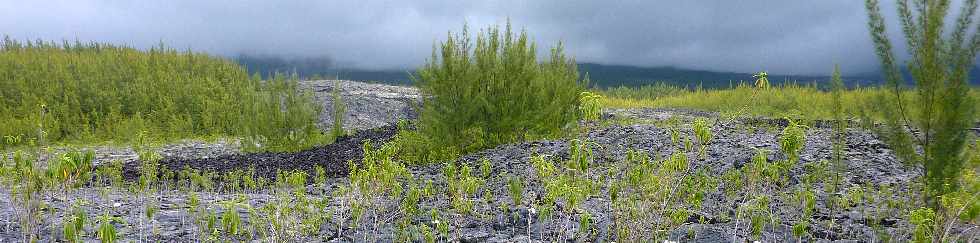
0 0 961 75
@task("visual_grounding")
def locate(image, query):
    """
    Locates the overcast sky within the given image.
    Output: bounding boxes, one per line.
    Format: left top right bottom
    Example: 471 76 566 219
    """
1 0 963 75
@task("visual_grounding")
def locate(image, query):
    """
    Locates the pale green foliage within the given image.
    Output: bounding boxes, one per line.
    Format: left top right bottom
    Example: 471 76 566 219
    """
742 149 784 187
414 22 585 156
865 0 979 214
507 175 524 206
47 150 94 191
62 205 86 243
445 160 481 215
779 118 807 163
51 148 93 243
530 141 597 241
401 184 423 220
666 116 682 147
829 65 848 199
692 118 713 159
578 212 593 237
909 207 936 243
579 91 603 121
567 139 594 171
0 39 326 151
604 83 980 122
419 223 435 243
601 83 687 100
388 120 459 164
611 149 715 241
2 151 46 241
791 184 816 239
97 212 123 243
341 141 414 240
738 195 775 240
480 158 492 179
220 198 246 238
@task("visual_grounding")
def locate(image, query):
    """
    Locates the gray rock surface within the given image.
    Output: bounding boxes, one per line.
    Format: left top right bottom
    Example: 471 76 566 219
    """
302 80 420 133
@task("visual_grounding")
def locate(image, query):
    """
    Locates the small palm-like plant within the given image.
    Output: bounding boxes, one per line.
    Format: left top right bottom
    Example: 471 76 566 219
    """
579 91 603 122
62 204 86 243
97 212 123 243
220 198 246 238
568 139 595 172
752 71 770 90
48 150 94 194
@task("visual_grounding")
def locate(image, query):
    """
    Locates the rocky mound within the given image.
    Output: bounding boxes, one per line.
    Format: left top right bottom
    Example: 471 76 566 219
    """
302 80 420 133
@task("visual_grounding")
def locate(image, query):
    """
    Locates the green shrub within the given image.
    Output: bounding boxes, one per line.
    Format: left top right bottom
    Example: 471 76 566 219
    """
865 0 978 219
909 207 936 243
97 211 123 243
388 120 458 164
779 118 807 163
412 22 585 158
0 38 325 151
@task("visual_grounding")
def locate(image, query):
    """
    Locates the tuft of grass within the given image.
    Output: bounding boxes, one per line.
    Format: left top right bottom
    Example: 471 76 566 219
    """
692 118 713 160
600 82 687 100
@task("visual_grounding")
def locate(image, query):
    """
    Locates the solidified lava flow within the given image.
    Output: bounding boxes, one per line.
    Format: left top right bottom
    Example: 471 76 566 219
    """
120 125 399 182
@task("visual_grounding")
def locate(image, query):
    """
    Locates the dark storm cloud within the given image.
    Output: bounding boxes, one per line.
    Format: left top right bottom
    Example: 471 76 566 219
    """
0 0 950 74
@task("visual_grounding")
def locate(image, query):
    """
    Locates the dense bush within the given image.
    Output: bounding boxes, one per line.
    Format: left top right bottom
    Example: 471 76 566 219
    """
0 38 326 151
411 23 585 159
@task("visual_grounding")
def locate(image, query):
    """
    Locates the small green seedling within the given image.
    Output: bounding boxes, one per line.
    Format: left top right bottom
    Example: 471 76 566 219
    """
508 175 524 206
692 118 713 160
97 212 123 243
579 91 603 121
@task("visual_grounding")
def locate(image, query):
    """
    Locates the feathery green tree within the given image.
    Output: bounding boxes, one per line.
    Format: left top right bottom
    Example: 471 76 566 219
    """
865 0 978 220
413 22 585 156
830 65 847 187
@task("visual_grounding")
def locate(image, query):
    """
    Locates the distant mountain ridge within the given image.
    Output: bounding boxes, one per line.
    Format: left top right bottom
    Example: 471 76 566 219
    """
233 56 980 88
577 63 980 88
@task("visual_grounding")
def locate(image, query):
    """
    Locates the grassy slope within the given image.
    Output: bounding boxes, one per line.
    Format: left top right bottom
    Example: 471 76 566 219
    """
600 83 980 121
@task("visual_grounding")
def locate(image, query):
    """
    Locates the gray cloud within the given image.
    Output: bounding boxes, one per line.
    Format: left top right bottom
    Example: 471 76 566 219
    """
0 0 965 75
